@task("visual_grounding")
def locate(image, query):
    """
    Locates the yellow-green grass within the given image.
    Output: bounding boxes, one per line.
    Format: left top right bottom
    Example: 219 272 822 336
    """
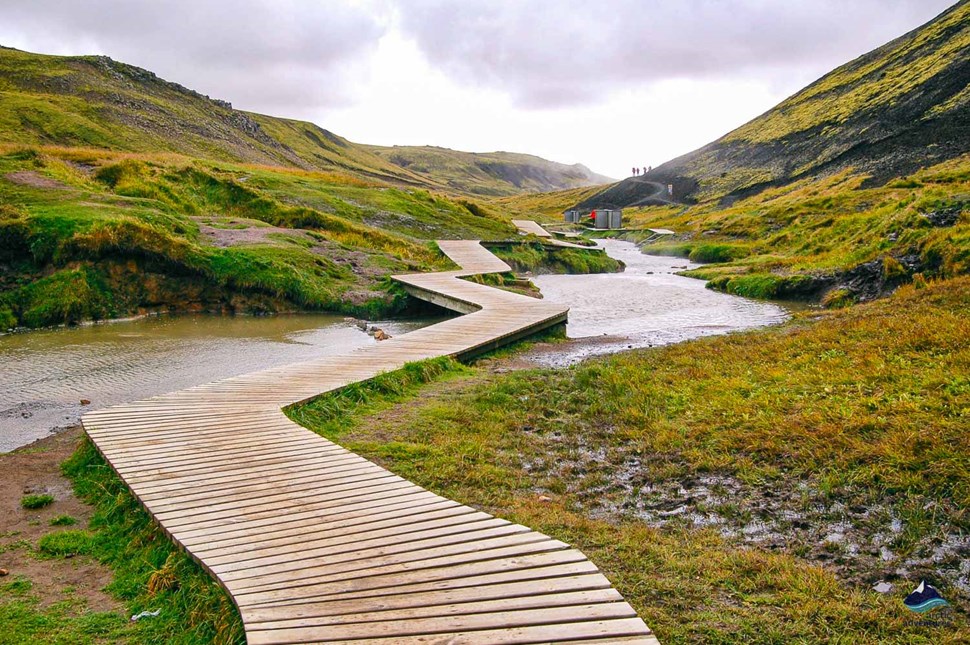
289 276 970 643
0 146 521 328
622 157 970 300
365 145 613 198
491 184 607 221
489 242 623 275
726 2 970 145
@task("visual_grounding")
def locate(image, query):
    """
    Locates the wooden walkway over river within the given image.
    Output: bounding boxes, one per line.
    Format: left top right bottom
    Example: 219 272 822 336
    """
512 219 587 248
82 232 657 644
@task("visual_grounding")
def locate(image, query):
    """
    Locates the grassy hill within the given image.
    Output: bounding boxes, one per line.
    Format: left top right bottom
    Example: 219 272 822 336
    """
580 1 969 208
366 145 612 197
0 47 433 186
0 47 617 330
503 1 970 306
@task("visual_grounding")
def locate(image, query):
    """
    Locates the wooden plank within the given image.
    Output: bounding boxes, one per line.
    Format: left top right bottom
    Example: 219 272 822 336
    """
81 232 656 644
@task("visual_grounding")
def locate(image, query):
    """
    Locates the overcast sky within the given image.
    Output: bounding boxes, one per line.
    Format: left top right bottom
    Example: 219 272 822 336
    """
0 0 956 178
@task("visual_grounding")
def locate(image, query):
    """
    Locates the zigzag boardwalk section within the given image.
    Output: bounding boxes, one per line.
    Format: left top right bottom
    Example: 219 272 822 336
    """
511 219 588 248
82 236 657 644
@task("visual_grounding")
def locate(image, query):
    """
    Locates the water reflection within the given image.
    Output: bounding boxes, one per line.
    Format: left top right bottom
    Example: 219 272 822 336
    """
0 313 440 451
532 239 794 365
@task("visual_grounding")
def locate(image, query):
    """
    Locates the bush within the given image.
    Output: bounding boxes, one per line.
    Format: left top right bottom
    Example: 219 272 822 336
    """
0 303 16 329
882 256 908 281
707 272 820 300
15 267 112 328
822 288 855 308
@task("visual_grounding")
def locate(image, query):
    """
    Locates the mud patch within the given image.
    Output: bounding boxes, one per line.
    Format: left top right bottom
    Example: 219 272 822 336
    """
0 427 122 613
520 436 970 608
193 217 297 247
4 171 70 190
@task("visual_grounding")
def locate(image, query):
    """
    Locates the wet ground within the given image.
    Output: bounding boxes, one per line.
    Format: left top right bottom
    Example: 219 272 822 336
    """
521 433 970 601
0 314 440 452
529 239 795 365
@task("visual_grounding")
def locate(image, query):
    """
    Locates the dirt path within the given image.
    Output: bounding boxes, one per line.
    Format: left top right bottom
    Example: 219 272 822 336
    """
0 427 122 613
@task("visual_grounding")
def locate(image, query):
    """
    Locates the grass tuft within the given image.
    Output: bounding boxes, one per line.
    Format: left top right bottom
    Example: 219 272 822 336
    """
20 494 54 510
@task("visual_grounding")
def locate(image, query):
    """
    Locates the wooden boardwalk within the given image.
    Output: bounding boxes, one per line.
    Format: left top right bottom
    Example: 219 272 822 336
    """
82 235 657 644
511 220 588 248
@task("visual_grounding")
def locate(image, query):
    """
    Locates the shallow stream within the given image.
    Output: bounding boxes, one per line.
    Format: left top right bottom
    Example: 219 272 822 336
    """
530 239 795 365
0 314 435 451
1 239 798 451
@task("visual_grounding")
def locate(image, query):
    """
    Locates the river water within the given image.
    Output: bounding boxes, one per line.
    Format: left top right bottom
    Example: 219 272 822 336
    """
0 314 437 452
531 239 793 365
1 240 795 452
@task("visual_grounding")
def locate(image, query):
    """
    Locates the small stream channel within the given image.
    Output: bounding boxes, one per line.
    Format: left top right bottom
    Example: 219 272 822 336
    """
1 239 799 452
530 239 796 365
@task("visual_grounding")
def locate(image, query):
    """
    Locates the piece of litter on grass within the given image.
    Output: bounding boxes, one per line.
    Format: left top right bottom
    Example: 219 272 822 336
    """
131 609 161 622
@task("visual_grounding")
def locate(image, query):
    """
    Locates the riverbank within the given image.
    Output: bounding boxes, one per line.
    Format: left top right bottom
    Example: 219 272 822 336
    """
4 261 966 643
0 425 242 644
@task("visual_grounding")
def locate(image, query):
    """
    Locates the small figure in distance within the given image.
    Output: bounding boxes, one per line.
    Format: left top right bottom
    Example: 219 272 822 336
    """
643 166 648 175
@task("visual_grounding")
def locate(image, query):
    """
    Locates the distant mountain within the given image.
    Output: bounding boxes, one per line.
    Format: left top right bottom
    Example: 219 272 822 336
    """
365 145 613 197
579 1 970 209
0 46 609 197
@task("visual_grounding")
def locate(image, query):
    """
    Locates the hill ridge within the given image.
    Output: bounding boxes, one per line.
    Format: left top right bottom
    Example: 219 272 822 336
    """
0 46 608 198
577 0 970 209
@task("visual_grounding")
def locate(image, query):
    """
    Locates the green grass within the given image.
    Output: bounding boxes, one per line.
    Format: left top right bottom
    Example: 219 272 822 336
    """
285 357 471 438
623 158 970 302
37 530 96 557
489 242 623 274
47 441 244 644
19 494 54 510
288 276 970 643
48 515 77 527
0 147 519 328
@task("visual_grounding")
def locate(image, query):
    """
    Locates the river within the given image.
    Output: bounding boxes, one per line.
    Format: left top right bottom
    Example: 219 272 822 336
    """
530 239 794 365
1 240 796 452
0 314 438 452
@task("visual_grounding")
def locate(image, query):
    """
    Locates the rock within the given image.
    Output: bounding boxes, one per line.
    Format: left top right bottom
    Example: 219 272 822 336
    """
0 568 8 576
80 399 91 405
538 495 553 503
873 581 893 594
922 207 962 228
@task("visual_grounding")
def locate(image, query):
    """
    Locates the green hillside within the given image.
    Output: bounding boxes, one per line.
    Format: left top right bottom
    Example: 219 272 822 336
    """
0 47 618 330
0 47 437 186
366 145 613 197
581 1 969 207
506 1 970 306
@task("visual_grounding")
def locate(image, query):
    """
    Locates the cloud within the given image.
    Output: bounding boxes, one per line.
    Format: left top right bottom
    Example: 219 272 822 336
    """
392 0 956 108
0 0 390 113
